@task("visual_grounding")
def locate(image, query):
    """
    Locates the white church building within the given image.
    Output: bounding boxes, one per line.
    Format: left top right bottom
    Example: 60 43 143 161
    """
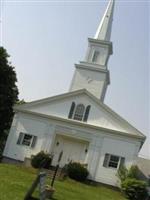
3 0 146 186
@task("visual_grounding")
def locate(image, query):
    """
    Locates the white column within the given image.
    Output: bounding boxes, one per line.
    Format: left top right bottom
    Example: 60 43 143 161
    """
87 136 104 179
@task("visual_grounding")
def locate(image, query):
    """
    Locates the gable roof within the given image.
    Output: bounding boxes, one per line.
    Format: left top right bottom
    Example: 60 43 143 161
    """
14 89 146 140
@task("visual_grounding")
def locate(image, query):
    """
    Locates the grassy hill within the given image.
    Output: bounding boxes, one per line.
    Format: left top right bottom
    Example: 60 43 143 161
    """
0 163 127 200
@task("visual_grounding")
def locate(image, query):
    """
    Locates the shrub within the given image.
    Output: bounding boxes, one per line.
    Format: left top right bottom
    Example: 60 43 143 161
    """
121 178 147 200
118 165 139 182
31 151 52 169
67 162 89 182
127 165 139 179
118 166 128 182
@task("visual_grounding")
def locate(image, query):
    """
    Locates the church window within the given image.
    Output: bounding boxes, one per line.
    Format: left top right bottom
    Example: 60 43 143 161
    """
103 153 125 169
108 155 119 168
68 103 91 122
92 50 99 63
17 132 37 148
68 102 76 119
74 104 85 121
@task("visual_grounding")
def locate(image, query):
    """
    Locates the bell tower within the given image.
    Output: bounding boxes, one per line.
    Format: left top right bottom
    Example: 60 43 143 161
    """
69 0 115 102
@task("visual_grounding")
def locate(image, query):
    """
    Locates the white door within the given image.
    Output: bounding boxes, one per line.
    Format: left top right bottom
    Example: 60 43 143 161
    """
51 135 88 167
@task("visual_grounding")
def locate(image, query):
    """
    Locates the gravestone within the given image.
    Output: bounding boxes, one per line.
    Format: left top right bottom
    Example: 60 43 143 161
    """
39 172 46 200
24 172 46 200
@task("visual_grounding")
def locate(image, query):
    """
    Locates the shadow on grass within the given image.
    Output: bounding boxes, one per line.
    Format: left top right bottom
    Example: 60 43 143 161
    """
61 178 120 194
58 176 121 192
28 197 58 200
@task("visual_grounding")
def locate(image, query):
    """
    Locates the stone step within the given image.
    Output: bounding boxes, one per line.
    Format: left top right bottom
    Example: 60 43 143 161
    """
42 168 66 180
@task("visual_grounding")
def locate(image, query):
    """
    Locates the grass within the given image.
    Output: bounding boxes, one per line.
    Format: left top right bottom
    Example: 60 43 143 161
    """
0 163 127 200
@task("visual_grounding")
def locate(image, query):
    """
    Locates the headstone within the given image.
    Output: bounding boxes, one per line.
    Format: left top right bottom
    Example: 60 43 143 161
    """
39 172 46 200
24 172 46 200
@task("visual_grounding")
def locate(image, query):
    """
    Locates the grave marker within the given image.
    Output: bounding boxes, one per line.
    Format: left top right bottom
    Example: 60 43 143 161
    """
24 172 46 200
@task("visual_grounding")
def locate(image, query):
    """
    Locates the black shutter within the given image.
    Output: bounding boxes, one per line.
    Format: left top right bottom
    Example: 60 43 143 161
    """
103 153 110 167
68 102 75 119
83 105 91 122
31 136 37 148
17 132 24 145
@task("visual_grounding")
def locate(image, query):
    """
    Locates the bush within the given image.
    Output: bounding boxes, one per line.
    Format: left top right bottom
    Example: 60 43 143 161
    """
118 165 148 200
31 151 52 169
118 165 140 183
67 162 89 182
118 166 128 182
121 178 147 200
127 165 139 179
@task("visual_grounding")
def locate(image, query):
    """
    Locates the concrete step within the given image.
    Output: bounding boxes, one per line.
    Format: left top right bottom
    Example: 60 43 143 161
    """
42 168 66 180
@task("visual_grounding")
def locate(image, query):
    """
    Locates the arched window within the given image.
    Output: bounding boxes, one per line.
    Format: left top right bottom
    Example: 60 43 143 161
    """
68 103 91 122
74 104 85 121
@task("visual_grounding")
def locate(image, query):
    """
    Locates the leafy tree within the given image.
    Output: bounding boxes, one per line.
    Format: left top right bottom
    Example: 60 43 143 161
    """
0 47 18 158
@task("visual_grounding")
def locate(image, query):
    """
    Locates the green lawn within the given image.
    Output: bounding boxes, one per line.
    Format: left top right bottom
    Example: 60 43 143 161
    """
0 163 127 200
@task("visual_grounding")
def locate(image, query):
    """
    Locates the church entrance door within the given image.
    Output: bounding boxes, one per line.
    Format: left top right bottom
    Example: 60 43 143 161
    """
51 135 88 167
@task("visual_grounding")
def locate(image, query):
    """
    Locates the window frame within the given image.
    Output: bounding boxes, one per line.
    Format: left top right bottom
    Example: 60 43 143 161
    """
73 104 85 121
103 153 124 170
17 132 37 148
22 134 34 146
108 155 120 169
68 102 91 122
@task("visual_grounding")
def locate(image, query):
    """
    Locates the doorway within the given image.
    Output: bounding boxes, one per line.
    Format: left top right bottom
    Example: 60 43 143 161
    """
51 135 89 167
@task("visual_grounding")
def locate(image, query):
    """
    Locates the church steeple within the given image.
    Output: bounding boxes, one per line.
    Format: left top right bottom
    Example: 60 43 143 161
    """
69 0 115 102
95 0 115 41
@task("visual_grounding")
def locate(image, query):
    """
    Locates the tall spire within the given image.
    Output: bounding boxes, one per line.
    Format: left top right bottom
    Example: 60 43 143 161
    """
94 0 115 41
70 0 115 101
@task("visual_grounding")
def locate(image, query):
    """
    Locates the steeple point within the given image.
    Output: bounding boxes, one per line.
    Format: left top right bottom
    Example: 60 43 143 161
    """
70 0 115 101
94 0 115 41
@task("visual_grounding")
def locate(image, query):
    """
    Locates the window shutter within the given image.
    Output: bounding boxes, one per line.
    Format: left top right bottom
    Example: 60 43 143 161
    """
68 102 75 119
31 136 37 148
17 132 24 145
103 153 110 167
83 105 91 122
119 157 125 169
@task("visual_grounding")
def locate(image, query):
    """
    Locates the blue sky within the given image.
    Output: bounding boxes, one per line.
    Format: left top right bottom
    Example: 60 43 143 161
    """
1 0 149 158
